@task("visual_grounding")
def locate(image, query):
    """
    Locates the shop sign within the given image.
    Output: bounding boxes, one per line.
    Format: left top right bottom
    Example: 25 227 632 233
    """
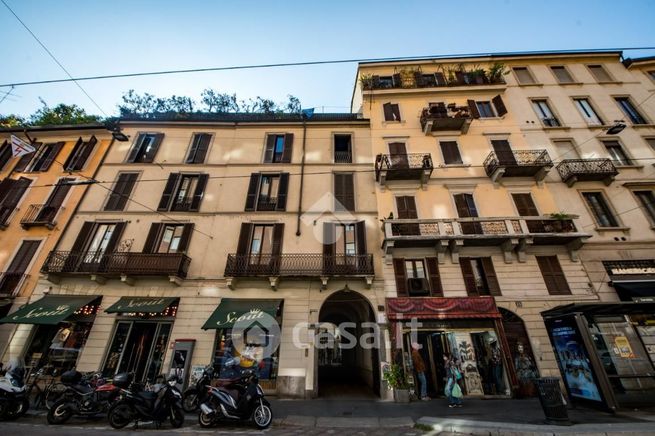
15 304 71 321
221 308 264 326
614 336 634 358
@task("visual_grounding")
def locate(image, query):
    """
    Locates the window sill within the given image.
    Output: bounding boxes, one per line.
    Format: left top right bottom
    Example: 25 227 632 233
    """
558 82 585 86
542 125 570 131
381 120 405 126
516 83 543 87
594 226 630 232
597 80 623 85
630 124 655 129
439 163 470 168
615 164 644 170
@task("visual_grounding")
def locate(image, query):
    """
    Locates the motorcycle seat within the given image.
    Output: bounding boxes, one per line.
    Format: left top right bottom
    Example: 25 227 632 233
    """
214 377 241 387
136 391 158 402
71 384 94 395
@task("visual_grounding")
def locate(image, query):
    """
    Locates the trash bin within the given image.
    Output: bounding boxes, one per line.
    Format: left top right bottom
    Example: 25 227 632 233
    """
536 377 572 425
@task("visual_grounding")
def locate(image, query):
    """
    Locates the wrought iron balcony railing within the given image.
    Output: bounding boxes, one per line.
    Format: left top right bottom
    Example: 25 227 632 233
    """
557 158 618 186
0 272 28 297
170 200 193 212
483 149 553 181
334 151 352 164
375 153 433 184
224 253 374 277
42 251 191 278
420 105 472 134
256 196 278 211
20 204 59 228
361 72 506 91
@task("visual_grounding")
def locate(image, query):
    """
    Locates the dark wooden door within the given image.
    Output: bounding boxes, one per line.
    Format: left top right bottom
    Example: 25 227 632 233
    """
454 193 482 234
492 140 517 165
388 142 408 168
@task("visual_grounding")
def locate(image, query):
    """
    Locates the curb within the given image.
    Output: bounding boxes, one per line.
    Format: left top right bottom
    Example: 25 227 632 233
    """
281 415 415 428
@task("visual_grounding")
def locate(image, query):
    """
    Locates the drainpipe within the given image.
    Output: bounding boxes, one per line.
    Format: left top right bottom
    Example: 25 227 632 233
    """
296 115 307 237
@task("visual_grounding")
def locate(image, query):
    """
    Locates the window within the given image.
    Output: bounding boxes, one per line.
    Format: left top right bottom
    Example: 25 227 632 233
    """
602 140 632 166
460 257 501 296
552 139 579 159
615 97 647 124
244 173 289 211
15 142 64 172
476 101 496 118
392 257 442 297
70 221 126 264
234 223 284 273
0 240 40 297
336 223 357 255
157 225 185 253
323 221 367 259
648 71 655 82
0 140 12 171
468 95 507 119
634 190 655 224
551 66 575 83
646 137 655 152
34 178 73 225
583 192 619 227
104 173 139 211
157 173 209 212
0 177 31 226
532 99 561 127
64 136 97 171
587 65 613 82
334 134 352 163
383 102 401 122
185 133 212 164
334 173 355 212
263 133 293 163
127 133 163 163
404 259 429 296
87 224 117 254
143 223 193 254
574 98 604 126
513 67 536 84
395 196 418 219
512 193 539 216
440 141 463 165
250 225 273 258
377 75 396 89
536 256 571 295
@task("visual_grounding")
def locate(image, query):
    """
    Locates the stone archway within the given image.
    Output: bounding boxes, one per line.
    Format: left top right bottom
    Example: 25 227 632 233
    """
500 308 539 397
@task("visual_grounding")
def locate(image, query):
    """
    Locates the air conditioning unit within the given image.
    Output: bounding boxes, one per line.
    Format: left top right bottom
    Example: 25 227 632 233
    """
407 278 429 296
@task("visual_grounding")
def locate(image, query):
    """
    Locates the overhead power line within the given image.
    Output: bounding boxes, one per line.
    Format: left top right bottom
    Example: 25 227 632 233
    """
2 46 655 88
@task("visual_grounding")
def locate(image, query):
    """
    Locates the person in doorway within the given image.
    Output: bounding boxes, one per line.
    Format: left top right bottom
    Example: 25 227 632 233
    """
445 356 463 408
410 342 429 401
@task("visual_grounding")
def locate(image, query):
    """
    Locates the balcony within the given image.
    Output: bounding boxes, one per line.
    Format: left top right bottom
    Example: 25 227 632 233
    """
557 158 618 187
375 153 433 185
334 151 352 164
361 71 506 91
224 253 374 290
256 196 278 211
382 217 590 262
0 272 28 298
42 251 191 285
170 200 193 212
20 204 60 229
420 104 472 134
483 149 553 182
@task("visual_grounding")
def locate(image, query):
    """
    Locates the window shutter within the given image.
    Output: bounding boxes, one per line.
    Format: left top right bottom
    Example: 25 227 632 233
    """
126 135 143 163
459 258 478 296
142 223 163 253
0 140 12 171
236 223 253 255
7 240 40 273
426 257 443 296
481 257 501 296
355 220 367 254
158 173 181 211
435 72 447 86
42 178 73 220
455 71 466 84
0 177 13 203
245 173 261 211
143 133 164 163
537 256 571 295
512 193 539 216
13 142 41 172
440 141 462 165
391 105 401 121
263 135 275 163
372 75 381 88
396 196 417 219
271 223 284 256
334 173 354 212
71 222 95 252
393 258 408 296
383 103 394 121
392 73 401 87
322 222 336 256
178 223 195 253
0 177 31 223
467 100 480 119
414 72 425 87
105 173 138 211
40 142 65 171
63 138 83 170
187 134 211 164
276 172 289 211
454 194 474 218
281 133 294 163
105 222 127 254
189 174 209 212
492 95 507 117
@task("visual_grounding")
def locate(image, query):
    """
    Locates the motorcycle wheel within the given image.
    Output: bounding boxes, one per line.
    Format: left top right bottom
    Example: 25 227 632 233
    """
3 398 29 421
251 402 273 429
108 402 133 429
198 410 215 428
47 399 73 425
182 389 199 413
169 405 184 428
45 383 67 410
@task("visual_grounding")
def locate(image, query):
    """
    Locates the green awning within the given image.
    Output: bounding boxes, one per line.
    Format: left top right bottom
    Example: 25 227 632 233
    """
0 295 100 325
105 297 178 314
202 298 282 330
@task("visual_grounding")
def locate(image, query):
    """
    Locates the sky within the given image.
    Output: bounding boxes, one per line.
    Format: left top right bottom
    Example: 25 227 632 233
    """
1 0 654 118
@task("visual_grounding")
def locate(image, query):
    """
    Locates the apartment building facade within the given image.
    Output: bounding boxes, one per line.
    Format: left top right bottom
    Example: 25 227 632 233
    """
351 51 655 408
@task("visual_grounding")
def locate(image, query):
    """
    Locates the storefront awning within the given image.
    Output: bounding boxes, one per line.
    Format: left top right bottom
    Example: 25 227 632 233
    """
0 295 100 325
386 296 501 321
613 281 655 302
541 301 655 318
202 298 282 330
105 297 179 313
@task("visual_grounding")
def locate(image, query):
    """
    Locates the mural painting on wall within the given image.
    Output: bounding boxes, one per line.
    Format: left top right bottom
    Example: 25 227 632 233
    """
456 333 484 395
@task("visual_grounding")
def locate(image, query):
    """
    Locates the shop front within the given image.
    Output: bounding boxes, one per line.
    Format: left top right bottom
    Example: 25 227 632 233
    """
386 296 525 398
0 294 101 373
542 302 655 411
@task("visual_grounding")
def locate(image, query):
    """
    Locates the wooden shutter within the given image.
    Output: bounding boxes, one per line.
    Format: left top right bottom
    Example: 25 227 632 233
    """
492 95 507 117
355 221 367 254
43 178 73 211
189 174 209 211
0 178 13 203
454 193 477 218
40 142 65 171
63 137 84 170
440 141 462 165
245 173 261 211
323 222 336 256
383 103 394 121
334 173 354 212
178 223 195 253
263 135 275 163
426 257 443 296
459 257 478 296
537 256 571 295
467 100 480 119
157 173 180 211
372 75 381 88
143 133 164 163
187 134 211 164
7 240 41 273
512 193 539 216
392 73 401 87
0 140 11 171
142 223 163 253
13 142 41 172
236 223 253 255
455 71 466 84
391 104 401 121
481 257 501 296
271 223 284 256
276 172 289 211
393 258 408 296
126 135 144 163
105 173 138 211
105 222 127 253
281 133 294 163
71 222 95 252
414 72 425 87
396 196 418 219
435 72 447 86
69 135 98 170
0 177 31 223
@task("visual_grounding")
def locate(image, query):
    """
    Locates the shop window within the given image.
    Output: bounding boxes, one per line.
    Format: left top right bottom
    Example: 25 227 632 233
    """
460 257 501 296
212 328 280 382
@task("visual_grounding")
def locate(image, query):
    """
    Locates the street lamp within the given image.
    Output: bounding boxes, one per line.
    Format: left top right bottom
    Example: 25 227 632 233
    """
606 120 626 135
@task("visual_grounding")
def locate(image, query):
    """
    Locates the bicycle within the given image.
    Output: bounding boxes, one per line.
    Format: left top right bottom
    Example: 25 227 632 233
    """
25 367 66 410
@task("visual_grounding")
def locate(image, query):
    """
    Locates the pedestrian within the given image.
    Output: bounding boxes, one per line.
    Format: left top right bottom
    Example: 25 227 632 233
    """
445 357 463 408
410 342 429 401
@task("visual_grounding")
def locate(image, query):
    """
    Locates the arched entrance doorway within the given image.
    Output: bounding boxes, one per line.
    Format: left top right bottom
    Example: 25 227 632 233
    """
500 308 539 397
317 290 380 398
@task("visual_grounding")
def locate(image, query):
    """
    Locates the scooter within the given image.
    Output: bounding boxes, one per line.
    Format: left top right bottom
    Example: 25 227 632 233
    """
107 373 184 429
198 359 272 430
46 370 121 424
0 365 29 420
182 365 213 412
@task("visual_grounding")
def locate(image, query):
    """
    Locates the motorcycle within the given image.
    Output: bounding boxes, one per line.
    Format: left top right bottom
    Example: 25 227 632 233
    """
0 364 29 420
182 365 213 412
198 358 272 430
107 373 184 429
46 370 121 424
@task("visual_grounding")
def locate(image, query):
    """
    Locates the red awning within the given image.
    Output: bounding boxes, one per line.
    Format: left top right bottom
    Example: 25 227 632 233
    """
386 296 501 320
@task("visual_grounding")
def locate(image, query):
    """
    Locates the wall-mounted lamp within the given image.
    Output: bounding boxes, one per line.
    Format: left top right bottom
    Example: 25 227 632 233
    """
606 120 626 135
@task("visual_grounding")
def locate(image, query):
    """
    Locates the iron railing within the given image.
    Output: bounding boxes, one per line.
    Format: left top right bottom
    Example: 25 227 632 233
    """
225 253 374 277
256 196 278 211
42 251 191 278
334 151 353 163
20 204 59 228
362 72 506 90
0 272 28 297
170 200 193 212
375 153 433 180
483 149 553 176
557 158 618 183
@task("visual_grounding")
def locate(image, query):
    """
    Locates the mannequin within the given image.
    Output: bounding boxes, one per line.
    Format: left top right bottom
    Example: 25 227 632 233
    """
514 342 537 397
50 323 72 349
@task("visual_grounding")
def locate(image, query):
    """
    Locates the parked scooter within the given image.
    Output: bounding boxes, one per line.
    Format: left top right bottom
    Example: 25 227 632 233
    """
46 370 122 424
107 373 184 429
198 358 272 430
0 360 29 420
182 365 213 412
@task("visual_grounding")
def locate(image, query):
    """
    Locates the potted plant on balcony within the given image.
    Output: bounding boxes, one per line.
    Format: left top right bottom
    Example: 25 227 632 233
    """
548 212 576 233
383 363 410 403
469 66 488 85
398 67 418 88
487 62 509 84
360 74 375 90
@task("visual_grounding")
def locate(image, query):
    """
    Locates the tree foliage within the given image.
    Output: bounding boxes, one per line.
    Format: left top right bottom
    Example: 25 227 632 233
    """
0 114 26 128
29 99 102 126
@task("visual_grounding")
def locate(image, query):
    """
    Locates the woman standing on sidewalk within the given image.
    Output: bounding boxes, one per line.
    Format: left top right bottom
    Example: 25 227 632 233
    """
410 343 429 401
445 357 463 408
